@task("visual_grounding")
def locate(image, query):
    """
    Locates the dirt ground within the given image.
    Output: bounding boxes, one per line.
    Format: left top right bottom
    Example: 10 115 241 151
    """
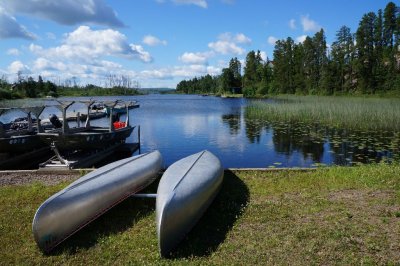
0 170 81 186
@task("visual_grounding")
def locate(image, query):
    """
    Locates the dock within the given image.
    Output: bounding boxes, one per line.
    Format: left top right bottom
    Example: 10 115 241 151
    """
39 142 140 171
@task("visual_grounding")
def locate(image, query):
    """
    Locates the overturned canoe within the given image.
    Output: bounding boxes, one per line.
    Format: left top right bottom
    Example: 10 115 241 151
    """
32 150 163 252
156 150 224 257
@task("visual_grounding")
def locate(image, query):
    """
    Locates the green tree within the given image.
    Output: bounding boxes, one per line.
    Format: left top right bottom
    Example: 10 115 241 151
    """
331 25 355 93
356 12 377 93
229 57 242 88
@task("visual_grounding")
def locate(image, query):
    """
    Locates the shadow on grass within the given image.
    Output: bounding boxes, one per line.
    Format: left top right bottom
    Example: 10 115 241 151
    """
49 178 160 255
170 170 250 258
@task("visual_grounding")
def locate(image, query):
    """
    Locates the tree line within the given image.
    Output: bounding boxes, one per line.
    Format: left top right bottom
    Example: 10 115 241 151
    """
0 74 141 100
177 2 400 96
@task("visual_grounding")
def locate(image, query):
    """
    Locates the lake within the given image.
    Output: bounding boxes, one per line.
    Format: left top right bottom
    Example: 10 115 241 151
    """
1 94 399 168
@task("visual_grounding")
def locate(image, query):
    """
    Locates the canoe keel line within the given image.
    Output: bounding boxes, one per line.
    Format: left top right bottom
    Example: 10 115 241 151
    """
156 150 224 257
32 150 224 257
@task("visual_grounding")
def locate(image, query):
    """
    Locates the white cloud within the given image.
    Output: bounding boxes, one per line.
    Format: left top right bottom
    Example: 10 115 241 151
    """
300 15 322 32
218 32 251 44
7 48 21 56
267 36 278 46
208 41 244 55
143 35 167 46
234 33 251 44
172 0 207 8
129 44 152 63
179 51 213 64
140 64 220 80
0 7 36 40
260 51 267 61
1 0 124 27
289 19 296 30
8 60 31 74
208 32 249 55
32 58 67 72
296 35 307 43
29 26 153 63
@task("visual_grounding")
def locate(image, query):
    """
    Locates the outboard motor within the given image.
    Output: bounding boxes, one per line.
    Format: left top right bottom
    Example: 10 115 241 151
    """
49 114 62 128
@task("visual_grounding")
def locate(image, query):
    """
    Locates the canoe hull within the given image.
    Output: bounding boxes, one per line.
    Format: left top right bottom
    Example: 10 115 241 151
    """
156 150 223 257
32 150 163 252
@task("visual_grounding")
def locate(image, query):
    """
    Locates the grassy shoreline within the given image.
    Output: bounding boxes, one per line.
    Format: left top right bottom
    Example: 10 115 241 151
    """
246 95 400 131
1 164 399 264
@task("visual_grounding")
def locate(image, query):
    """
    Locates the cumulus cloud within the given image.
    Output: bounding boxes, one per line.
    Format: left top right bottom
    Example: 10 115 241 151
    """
0 7 36 40
29 26 152 63
8 60 31 74
208 41 244 55
208 32 250 55
296 35 308 43
7 48 21 56
143 35 167 46
300 15 322 32
140 64 220 80
218 32 251 44
289 19 296 30
172 0 207 8
1 0 124 27
179 51 213 64
234 33 251 44
267 36 278 46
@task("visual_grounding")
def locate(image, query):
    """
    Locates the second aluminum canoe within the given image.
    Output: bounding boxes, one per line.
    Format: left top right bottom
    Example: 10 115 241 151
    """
32 150 163 252
156 150 224 257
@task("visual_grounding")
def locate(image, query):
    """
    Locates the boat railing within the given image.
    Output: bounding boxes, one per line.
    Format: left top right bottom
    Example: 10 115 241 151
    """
0 106 46 136
44 99 134 134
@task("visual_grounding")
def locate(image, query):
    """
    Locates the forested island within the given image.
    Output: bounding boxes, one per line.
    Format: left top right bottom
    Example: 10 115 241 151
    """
177 2 400 97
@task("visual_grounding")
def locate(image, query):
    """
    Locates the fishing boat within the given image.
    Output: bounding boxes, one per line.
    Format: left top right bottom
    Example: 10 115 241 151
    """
32 150 163 252
38 100 134 153
0 107 51 169
102 101 139 116
0 107 46 153
156 150 224 257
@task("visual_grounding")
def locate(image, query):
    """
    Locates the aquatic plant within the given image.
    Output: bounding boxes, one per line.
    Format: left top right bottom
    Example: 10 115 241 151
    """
245 95 400 131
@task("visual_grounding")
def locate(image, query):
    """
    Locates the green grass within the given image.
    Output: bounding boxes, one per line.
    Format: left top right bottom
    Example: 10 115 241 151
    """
1 164 400 264
246 95 400 131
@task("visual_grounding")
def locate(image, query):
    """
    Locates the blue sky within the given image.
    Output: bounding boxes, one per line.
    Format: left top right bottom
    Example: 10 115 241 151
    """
0 0 392 88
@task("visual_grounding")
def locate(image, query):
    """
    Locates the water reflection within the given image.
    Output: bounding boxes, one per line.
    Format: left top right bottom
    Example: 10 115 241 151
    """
221 113 240 135
241 113 400 166
271 123 325 162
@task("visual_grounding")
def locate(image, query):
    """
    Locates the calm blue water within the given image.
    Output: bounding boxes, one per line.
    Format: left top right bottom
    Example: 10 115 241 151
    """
2 94 398 168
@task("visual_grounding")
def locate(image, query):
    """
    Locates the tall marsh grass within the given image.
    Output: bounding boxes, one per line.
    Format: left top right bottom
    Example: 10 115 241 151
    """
246 95 400 131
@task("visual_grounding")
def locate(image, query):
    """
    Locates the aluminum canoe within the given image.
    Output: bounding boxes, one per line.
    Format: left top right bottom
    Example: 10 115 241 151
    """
156 150 224 257
32 150 163 252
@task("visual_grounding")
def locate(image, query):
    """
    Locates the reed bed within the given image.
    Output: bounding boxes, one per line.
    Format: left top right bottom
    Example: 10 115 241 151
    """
246 95 400 131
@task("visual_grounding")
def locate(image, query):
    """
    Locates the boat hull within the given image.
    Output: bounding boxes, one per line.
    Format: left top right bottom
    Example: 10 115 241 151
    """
156 150 223 257
38 126 134 152
0 134 46 153
32 150 163 252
